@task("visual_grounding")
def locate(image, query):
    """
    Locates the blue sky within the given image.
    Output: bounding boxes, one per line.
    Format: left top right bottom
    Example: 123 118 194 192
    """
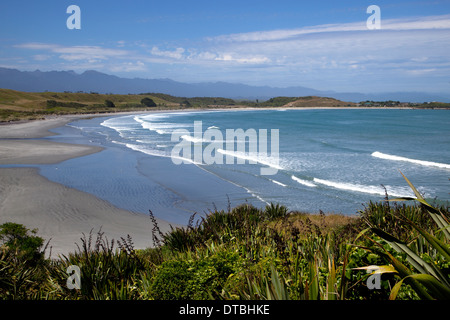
1 0 450 93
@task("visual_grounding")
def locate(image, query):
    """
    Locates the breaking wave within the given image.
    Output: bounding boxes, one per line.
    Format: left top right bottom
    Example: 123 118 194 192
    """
291 175 316 188
372 151 450 170
313 178 413 197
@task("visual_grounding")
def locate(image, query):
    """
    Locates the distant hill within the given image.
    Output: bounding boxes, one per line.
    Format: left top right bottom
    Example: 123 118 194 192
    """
0 67 322 100
282 96 356 108
0 87 447 122
0 88 181 121
1 67 449 102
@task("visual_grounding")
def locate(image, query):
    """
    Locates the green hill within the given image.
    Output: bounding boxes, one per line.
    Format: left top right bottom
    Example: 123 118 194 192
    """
0 89 184 121
2 89 445 122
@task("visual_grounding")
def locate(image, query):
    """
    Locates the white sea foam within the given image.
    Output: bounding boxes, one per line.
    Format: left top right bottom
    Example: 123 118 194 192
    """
125 143 166 158
181 135 204 143
134 116 192 135
291 175 316 187
372 151 450 169
180 134 226 144
217 149 282 170
256 194 270 205
313 178 413 197
124 142 202 165
246 189 270 205
270 179 287 187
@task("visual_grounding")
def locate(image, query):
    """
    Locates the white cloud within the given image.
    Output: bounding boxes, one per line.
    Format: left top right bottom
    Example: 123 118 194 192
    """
16 43 129 61
110 61 146 72
11 14 450 91
214 54 271 64
406 68 438 75
32 54 51 61
150 46 186 60
189 14 450 89
210 14 450 43
15 43 59 50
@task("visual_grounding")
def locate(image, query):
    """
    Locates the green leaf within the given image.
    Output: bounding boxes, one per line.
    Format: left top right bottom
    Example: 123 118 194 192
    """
327 258 337 300
398 170 450 240
371 228 428 274
390 274 450 300
399 170 424 201
352 265 398 274
409 222 450 262
380 251 434 300
388 197 417 202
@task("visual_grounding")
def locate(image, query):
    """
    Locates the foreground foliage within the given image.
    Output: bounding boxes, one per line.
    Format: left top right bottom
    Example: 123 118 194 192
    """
0 177 448 300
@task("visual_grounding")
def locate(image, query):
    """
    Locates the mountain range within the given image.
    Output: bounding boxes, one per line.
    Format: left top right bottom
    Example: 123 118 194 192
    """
0 67 448 102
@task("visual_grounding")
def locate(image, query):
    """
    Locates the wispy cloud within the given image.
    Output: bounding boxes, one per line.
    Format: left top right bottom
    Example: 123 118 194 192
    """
11 14 450 91
150 46 186 60
209 14 450 43
184 14 450 89
15 43 129 62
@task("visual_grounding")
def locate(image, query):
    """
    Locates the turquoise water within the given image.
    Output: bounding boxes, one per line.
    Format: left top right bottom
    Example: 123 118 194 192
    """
41 108 449 223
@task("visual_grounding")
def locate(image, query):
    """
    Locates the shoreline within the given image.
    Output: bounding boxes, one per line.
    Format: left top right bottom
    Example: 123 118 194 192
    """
1 107 448 255
0 104 442 127
0 108 270 255
0 113 178 257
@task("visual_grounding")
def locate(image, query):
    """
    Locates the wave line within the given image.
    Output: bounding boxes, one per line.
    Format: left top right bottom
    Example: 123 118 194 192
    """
372 151 450 169
270 179 287 187
313 177 413 197
217 149 282 170
291 175 316 187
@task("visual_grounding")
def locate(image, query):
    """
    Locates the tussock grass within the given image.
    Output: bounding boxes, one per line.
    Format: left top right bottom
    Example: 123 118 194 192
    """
0 181 448 300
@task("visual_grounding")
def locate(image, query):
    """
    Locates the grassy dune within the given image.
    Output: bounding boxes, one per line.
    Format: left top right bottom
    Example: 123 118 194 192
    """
0 89 176 109
2 88 448 122
0 89 181 121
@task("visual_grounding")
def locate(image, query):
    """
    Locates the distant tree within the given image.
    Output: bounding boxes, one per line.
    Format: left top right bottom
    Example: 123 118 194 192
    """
0 222 45 262
46 100 57 108
141 97 157 107
104 99 115 108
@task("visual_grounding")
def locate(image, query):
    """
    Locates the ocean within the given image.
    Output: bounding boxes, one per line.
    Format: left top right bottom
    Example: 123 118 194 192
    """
40 108 449 224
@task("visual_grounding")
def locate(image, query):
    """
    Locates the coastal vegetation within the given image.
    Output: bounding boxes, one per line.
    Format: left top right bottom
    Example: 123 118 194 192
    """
0 176 448 300
240 96 357 108
1 88 449 122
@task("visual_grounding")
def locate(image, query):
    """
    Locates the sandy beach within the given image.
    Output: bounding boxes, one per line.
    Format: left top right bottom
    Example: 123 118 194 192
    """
0 107 429 257
0 116 176 257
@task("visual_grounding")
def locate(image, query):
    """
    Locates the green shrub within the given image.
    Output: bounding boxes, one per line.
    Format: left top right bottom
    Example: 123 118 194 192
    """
141 97 157 107
45 229 149 300
0 223 49 299
0 222 46 263
150 259 197 300
150 250 244 300
104 99 115 108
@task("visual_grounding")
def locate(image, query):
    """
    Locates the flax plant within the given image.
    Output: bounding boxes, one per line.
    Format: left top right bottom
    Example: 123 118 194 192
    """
357 171 450 299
